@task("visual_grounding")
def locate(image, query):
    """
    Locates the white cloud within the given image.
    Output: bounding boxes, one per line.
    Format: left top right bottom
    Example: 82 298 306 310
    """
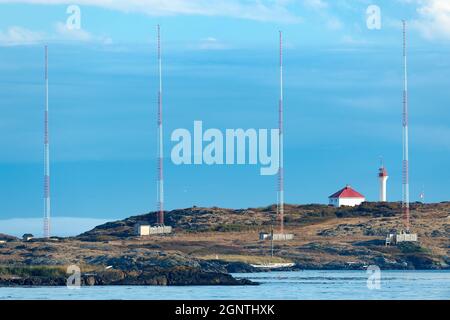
412 0 450 40
0 23 113 46
326 16 343 30
340 34 368 45
0 26 44 46
195 37 229 50
54 21 112 44
0 0 301 23
301 0 343 31
303 0 328 10
54 21 92 41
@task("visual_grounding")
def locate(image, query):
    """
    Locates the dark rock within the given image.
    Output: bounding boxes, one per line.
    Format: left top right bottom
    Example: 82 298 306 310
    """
0 234 19 242
353 239 386 247
402 254 437 269
84 275 96 286
201 260 258 273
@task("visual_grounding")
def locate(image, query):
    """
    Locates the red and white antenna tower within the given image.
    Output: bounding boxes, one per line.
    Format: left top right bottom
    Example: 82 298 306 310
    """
156 25 164 225
278 31 284 234
43 45 51 238
402 21 410 232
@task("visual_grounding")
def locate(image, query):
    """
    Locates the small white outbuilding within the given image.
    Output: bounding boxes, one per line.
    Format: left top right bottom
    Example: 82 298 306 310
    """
329 185 365 207
135 223 172 236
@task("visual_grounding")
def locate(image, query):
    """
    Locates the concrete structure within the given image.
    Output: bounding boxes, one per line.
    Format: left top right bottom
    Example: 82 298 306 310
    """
329 185 365 207
272 233 294 241
136 224 150 236
135 223 172 236
259 232 293 241
385 232 418 246
378 165 389 202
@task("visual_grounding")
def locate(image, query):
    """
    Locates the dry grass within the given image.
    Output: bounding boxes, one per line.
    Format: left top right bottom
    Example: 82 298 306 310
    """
197 254 291 264
1 203 449 269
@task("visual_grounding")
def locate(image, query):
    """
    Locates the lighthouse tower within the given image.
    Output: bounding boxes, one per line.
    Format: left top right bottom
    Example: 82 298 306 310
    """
378 164 389 202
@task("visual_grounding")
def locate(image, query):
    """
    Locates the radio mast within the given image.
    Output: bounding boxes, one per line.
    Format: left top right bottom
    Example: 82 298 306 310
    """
278 31 284 234
156 25 164 225
43 45 51 238
402 20 410 232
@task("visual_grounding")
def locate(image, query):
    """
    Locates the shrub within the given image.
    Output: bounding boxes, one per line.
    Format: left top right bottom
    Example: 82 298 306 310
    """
397 242 429 254
0 265 66 278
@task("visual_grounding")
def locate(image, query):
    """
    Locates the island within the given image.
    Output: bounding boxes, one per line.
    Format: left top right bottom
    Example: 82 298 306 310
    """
0 202 449 286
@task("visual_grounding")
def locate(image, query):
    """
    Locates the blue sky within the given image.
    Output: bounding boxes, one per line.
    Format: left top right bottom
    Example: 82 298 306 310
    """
1 0 450 236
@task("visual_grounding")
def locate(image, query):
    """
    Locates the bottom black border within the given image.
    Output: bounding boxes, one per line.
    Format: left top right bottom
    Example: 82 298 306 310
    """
1 300 448 319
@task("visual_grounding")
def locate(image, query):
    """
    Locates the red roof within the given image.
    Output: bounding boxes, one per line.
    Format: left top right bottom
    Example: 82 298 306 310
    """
329 185 365 199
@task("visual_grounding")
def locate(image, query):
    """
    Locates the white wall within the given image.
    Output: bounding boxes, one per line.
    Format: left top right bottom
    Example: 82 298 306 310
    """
338 197 365 207
379 176 388 202
137 225 151 236
330 197 365 207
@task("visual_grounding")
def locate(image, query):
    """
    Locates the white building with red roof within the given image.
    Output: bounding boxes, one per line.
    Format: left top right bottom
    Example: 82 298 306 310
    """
329 185 365 207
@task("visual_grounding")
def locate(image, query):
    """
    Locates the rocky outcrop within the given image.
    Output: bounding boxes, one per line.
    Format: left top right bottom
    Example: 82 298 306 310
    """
0 267 254 287
0 234 18 242
0 243 257 286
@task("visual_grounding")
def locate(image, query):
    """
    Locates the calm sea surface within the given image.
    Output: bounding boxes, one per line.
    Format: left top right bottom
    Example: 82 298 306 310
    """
1 270 449 300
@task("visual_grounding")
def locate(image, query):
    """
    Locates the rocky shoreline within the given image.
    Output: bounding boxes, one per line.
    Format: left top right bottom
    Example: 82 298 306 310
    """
0 242 258 287
0 268 255 287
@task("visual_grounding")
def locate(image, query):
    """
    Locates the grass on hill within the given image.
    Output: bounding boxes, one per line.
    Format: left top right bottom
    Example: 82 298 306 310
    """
198 254 292 265
0 265 67 278
0 264 104 278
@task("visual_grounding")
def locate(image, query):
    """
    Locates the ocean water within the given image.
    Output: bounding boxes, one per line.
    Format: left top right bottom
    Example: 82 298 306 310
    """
1 270 449 300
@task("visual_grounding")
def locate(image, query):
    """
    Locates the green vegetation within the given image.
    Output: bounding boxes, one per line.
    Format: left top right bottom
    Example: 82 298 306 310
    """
335 202 400 218
0 265 66 278
397 242 431 254
0 264 104 278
